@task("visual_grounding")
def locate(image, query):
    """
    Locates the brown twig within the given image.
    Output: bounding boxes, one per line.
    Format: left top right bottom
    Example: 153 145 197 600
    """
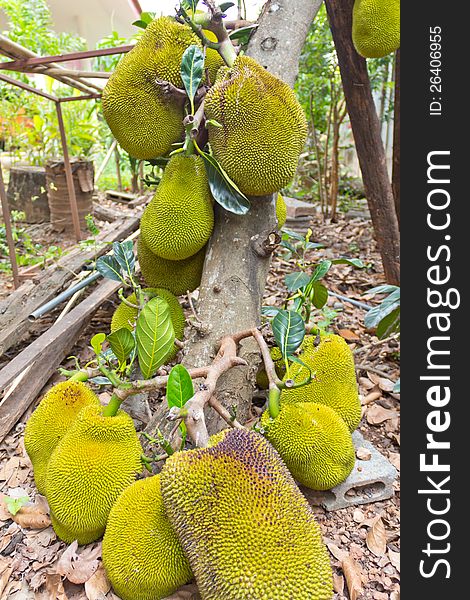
355 363 397 381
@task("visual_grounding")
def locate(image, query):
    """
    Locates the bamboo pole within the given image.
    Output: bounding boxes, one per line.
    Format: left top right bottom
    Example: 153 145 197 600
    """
0 163 20 289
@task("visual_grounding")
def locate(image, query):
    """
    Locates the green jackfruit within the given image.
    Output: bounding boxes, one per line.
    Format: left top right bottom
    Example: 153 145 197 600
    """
352 0 400 58
281 334 361 432
46 405 142 545
205 55 308 196
102 475 192 600
102 17 199 159
24 381 100 495
140 154 214 260
256 346 287 389
160 428 333 600
276 193 287 228
261 402 355 490
138 236 205 296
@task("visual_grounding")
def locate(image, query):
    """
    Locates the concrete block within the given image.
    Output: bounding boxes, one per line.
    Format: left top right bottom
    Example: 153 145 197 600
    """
284 196 317 218
302 431 398 511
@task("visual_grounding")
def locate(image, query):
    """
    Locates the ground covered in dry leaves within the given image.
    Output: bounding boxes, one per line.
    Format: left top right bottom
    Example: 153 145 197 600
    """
0 213 400 599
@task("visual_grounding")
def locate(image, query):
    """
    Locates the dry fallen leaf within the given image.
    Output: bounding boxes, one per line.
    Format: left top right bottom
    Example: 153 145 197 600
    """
368 373 396 393
342 556 363 600
388 549 400 572
332 572 345 594
353 509 365 523
366 517 387 556
0 557 14 597
56 542 101 585
12 504 51 529
326 542 348 562
163 583 201 599
366 405 399 425
361 391 382 405
356 447 372 461
388 452 400 471
338 329 360 342
84 564 110 600
44 573 68 600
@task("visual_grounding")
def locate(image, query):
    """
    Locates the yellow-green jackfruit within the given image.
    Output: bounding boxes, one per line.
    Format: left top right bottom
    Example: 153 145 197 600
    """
160 428 333 600
138 236 205 296
352 0 400 58
46 405 142 545
261 402 355 490
102 17 198 159
256 346 287 389
204 55 308 196
102 475 192 600
24 381 100 495
276 193 287 228
140 154 214 260
281 333 361 432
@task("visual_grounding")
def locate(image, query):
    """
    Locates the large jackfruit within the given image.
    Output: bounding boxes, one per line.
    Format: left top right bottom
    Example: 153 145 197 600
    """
102 17 199 159
281 333 362 432
261 403 355 490
102 475 192 600
352 0 400 59
138 236 205 296
160 428 333 600
204 56 308 196
276 193 287 228
46 405 142 545
24 381 100 495
140 154 214 260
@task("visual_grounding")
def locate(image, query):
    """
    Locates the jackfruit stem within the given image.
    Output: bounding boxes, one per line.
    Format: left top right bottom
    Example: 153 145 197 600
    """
68 371 89 382
268 387 281 419
102 393 122 418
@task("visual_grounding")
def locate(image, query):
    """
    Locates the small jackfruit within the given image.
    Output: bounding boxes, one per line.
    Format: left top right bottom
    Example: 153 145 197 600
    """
46 405 142 545
102 17 199 159
160 428 333 600
140 154 214 260
138 236 205 296
102 475 192 600
276 193 287 228
204 55 308 196
256 346 287 389
24 381 100 495
281 333 361 432
352 0 400 58
261 402 355 490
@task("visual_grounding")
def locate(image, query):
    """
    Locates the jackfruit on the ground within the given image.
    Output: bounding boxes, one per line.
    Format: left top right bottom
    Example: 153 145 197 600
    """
160 428 333 600
138 236 205 296
24 381 100 495
281 333 362 432
204 56 308 196
276 193 287 228
352 0 400 58
102 475 192 600
102 17 199 159
46 405 142 545
256 346 287 389
140 154 214 260
261 402 355 490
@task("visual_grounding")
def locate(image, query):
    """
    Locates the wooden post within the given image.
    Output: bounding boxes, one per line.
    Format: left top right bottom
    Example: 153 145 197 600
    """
325 0 400 285
0 162 20 289
55 101 82 242
392 49 400 224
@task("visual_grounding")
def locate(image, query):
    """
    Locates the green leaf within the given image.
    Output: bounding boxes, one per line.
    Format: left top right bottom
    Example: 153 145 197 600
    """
132 20 149 29
311 282 329 309
228 24 258 41
132 12 155 29
282 229 305 242
181 0 200 12
305 241 325 250
107 328 135 367
180 45 205 111
4 495 30 516
331 257 365 268
365 289 401 329
366 284 399 297
135 297 175 379
202 154 250 215
272 309 306 360
393 378 400 393
311 260 332 282
261 306 282 318
167 365 194 411
376 307 400 339
96 255 124 282
284 271 311 292
205 119 222 128
89 376 112 386
219 2 235 12
90 333 106 356
112 241 135 278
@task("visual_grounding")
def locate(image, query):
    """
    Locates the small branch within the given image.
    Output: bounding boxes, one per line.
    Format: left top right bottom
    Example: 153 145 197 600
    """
355 363 397 381
118 288 140 309
187 291 202 323
154 78 187 103
353 333 399 355
208 396 244 429
183 98 206 139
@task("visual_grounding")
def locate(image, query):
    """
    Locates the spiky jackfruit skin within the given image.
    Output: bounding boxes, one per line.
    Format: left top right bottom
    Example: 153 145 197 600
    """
138 236 205 296
352 0 400 58
46 405 142 545
256 346 287 389
160 428 333 600
24 381 100 495
102 17 199 159
102 475 192 600
276 193 287 228
260 403 355 490
281 334 361 432
140 154 214 260
205 56 308 196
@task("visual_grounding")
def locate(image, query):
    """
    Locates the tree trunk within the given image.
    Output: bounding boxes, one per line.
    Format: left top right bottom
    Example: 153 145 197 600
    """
392 49 400 224
180 0 324 436
325 0 400 285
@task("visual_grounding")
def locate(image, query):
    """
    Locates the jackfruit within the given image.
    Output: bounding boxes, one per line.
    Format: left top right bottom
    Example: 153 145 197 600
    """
102 17 199 159
160 428 333 600
24 381 100 495
204 55 308 196
102 475 192 600
256 346 287 389
140 154 214 260
276 193 287 228
352 0 400 58
138 236 205 296
261 402 355 490
46 405 142 545
280 334 361 432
